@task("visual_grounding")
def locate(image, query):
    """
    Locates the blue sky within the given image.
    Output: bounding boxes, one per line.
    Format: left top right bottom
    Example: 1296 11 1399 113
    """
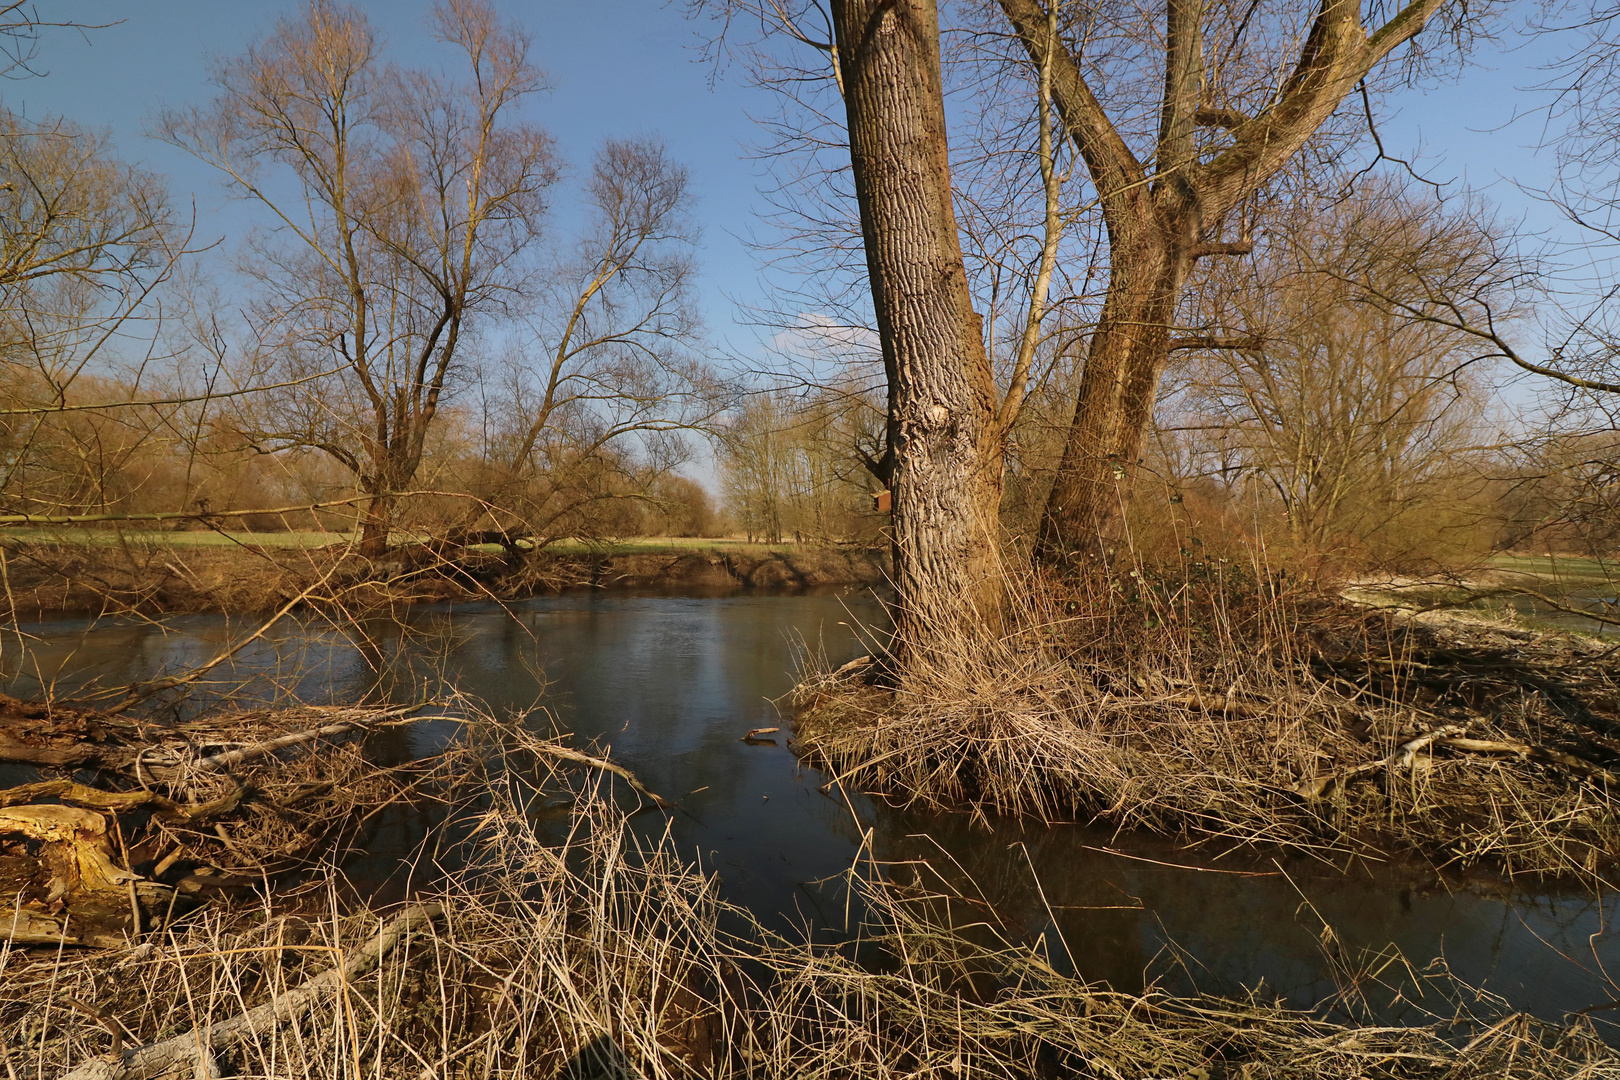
8 1 774 354
13 1 1581 335
6 0 1593 436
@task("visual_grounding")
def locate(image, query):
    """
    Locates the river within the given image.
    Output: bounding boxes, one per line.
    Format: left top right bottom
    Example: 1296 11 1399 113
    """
4 590 1617 1035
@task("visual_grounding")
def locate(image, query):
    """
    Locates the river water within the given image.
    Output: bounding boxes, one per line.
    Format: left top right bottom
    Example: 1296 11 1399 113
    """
5 591 1617 1034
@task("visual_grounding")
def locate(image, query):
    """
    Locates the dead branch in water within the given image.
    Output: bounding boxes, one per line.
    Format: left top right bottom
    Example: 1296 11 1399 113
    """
526 741 673 808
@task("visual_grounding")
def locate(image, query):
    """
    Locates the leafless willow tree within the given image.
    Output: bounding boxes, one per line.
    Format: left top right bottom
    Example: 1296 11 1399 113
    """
1161 182 1500 566
159 0 559 557
992 0 1490 559
466 137 728 544
0 109 186 517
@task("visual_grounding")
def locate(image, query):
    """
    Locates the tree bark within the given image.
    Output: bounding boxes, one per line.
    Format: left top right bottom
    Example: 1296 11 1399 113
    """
832 0 1005 657
359 490 393 559
996 0 1458 560
1037 215 1195 557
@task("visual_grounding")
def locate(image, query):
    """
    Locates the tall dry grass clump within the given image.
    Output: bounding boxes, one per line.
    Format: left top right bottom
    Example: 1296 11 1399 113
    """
4 734 747 1080
795 552 1620 879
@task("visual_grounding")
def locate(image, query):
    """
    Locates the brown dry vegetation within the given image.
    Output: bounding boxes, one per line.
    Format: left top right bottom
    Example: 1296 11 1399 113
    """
3 717 1614 1080
794 559 1620 882
0 536 891 618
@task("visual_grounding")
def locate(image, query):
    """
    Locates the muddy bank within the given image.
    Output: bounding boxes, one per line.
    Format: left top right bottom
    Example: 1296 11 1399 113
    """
0 538 891 617
517 545 889 592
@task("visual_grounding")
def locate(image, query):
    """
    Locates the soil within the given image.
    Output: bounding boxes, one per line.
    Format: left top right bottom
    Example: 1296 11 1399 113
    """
0 538 892 618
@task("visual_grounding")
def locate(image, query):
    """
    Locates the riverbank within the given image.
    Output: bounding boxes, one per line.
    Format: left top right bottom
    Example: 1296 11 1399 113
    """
0 533 890 617
794 564 1620 883
3 704 1610 1079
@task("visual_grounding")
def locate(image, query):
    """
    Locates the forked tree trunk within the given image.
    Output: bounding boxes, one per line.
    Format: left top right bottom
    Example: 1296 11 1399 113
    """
832 0 1005 659
996 0 1460 562
1037 218 1194 558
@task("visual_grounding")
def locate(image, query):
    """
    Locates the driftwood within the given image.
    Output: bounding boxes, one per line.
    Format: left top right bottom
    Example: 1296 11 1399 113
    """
0 695 142 770
60 903 443 1080
832 655 874 678
0 803 176 947
0 699 418 779
0 804 138 893
193 719 373 772
1434 736 1619 784
1294 725 1618 798
1 903 130 949
0 778 241 820
1292 726 1466 798
127 706 419 784
528 743 673 808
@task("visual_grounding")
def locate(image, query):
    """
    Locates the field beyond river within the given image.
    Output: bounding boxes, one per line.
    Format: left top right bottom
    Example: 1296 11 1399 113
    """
0 530 892 616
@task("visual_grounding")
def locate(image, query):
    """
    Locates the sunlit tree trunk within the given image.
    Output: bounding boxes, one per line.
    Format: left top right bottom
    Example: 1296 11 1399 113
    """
832 0 1005 659
997 0 1458 560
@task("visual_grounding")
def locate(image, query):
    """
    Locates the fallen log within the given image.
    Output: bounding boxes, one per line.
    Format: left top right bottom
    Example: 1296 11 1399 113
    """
1293 725 1619 798
0 778 241 821
1 902 131 949
0 695 142 770
0 803 179 948
132 706 419 783
0 804 141 893
1435 736 1618 784
60 903 443 1080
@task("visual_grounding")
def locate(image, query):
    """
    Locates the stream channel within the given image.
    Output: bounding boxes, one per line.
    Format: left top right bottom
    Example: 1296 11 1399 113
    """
5 589 1619 1037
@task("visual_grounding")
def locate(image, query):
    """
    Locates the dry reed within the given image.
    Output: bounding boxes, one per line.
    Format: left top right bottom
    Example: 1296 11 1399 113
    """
5 717 1613 1079
794 556 1620 880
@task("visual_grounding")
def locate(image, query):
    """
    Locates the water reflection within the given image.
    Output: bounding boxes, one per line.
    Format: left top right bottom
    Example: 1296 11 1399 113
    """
5 591 1617 1036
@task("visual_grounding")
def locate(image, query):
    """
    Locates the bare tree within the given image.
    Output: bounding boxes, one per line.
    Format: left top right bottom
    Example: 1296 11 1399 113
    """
0 110 185 517
469 137 725 542
718 385 876 543
993 0 1481 559
697 0 1084 656
1165 183 1497 566
829 0 1021 650
159 0 559 557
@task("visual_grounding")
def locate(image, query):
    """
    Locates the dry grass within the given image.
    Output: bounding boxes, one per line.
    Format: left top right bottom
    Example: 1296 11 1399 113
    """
4 718 1614 1080
794 557 1620 881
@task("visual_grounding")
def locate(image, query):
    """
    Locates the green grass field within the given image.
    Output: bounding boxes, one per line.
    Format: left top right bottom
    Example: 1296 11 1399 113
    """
1487 553 1616 588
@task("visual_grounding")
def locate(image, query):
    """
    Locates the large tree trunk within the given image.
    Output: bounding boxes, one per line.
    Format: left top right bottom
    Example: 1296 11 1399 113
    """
833 0 1005 662
1037 216 1195 559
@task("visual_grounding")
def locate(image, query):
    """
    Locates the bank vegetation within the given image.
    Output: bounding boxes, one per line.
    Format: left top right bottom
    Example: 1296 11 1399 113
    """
2 704 1613 1080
